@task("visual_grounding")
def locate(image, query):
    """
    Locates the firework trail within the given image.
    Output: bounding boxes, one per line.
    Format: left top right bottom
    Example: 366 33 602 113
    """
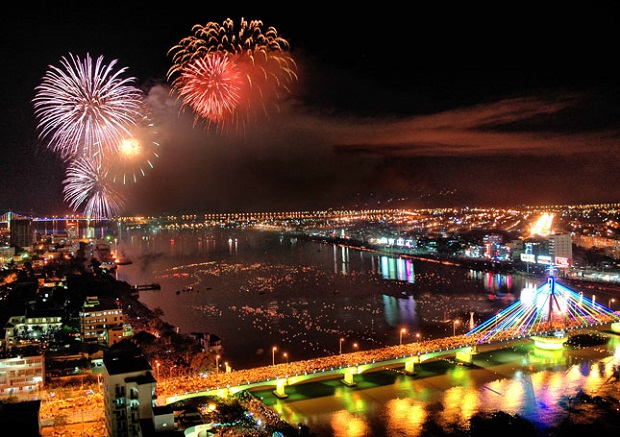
103 114 161 184
63 156 126 219
167 17 297 130
33 53 145 163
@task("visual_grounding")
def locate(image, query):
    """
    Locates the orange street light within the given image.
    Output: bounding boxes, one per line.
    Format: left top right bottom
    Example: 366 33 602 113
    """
215 355 220 374
453 319 460 336
353 342 359 351
400 328 407 345
283 352 288 364
272 347 277 366
339 338 345 355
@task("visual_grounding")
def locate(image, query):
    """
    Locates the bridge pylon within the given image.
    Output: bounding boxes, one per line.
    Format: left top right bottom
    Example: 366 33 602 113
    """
455 345 477 365
340 368 357 387
273 379 288 399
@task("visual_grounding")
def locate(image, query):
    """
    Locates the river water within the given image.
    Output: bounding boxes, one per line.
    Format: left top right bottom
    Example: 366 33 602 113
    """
114 227 620 436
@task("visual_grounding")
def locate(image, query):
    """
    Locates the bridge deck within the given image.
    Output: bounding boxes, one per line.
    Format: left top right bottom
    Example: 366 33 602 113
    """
155 321 618 403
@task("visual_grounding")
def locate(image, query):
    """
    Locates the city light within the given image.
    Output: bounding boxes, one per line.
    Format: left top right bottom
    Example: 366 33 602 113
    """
400 328 407 345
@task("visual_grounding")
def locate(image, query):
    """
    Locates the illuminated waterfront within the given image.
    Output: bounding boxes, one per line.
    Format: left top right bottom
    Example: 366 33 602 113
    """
111 227 620 435
115 228 535 368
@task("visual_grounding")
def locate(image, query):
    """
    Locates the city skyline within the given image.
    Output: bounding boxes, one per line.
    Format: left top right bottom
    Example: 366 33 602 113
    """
2 5 620 217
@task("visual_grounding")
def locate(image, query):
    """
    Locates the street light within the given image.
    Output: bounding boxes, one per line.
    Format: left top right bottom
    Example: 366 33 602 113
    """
400 328 406 345
215 355 220 374
352 342 359 352
283 352 288 364
155 360 160 379
339 338 345 355
609 298 615 309
272 347 277 366
453 319 460 336
415 333 421 342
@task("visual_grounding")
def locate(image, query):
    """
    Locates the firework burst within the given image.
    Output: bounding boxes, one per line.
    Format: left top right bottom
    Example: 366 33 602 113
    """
102 114 161 184
63 156 126 219
167 17 297 129
33 53 145 162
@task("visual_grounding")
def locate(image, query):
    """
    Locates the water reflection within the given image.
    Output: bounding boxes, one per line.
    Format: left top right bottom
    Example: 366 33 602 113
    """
261 340 620 436
378 256 414 283
382 295 417 328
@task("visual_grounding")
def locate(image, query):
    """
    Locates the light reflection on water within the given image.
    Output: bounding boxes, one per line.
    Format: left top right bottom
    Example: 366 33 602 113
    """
260 341 620 436
114 228 620 436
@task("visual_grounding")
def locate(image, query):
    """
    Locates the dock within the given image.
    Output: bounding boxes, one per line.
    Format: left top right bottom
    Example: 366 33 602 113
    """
131 283 161 291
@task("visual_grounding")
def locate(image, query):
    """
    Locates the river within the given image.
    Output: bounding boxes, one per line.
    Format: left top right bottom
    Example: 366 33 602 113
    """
114 227 620 436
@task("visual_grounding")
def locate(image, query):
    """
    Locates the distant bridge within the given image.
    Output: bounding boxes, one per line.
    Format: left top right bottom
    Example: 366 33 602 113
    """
0 211 111 225
155 273 620 404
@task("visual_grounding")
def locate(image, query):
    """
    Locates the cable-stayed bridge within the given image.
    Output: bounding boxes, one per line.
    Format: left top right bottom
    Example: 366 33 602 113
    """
155 273 620 404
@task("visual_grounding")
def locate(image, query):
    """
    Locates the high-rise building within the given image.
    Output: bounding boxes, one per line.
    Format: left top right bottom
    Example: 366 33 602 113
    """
103 354 159 437
548 233 573 268
9 216 34 250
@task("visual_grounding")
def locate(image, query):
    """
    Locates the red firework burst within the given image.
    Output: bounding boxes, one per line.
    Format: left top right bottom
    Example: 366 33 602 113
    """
177 53 245 123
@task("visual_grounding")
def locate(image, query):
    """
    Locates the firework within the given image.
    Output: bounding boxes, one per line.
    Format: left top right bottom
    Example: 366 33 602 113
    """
167 17 297 129
33 53 145 162
63 157 125 219
103 115 161 184
175 53 244 123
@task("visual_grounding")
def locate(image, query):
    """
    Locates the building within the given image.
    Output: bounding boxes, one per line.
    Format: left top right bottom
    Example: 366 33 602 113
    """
103 353 165 437
0 351 45 398
0 399 41 436
80 296 130 346
0 244 15 265
188 332 222 353
9 216 34 250
547 233 573 268
2 307 64 351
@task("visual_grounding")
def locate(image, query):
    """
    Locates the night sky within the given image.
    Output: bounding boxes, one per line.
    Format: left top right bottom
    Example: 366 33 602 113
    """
2 4 620 216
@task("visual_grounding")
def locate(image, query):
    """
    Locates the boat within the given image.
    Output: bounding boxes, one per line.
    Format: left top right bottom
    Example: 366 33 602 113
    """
114 256 133 265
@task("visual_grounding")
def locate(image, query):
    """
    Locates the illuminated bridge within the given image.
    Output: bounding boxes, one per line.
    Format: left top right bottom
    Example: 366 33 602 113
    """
156 273 620 404
0 211 110 225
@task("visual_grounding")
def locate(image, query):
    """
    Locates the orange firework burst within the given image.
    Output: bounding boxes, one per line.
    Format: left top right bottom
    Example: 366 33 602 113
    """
102 114 160 185
167 17 297 130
